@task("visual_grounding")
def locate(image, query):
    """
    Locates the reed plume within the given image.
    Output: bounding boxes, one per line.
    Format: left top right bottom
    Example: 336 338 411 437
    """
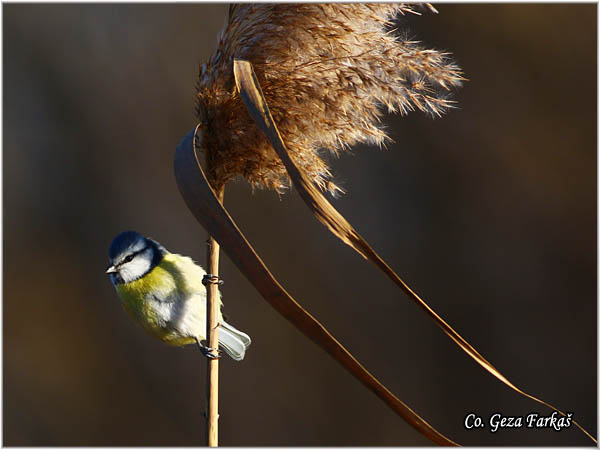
196 4 463 194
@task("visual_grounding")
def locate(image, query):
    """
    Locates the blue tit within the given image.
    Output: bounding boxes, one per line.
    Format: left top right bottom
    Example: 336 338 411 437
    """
106 230 251 361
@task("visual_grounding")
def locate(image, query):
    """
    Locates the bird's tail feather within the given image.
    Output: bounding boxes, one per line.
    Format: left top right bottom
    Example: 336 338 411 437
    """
218 320 251 361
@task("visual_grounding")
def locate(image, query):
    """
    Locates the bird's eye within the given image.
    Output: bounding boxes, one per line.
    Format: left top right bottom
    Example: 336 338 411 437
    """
124 254 135 263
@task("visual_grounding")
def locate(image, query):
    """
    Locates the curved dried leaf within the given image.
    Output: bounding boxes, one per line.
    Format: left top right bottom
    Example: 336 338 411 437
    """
175 128 458 446
232 59 596 445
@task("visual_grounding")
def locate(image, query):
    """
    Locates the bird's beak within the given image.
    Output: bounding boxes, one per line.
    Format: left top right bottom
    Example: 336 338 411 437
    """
106 265 117 274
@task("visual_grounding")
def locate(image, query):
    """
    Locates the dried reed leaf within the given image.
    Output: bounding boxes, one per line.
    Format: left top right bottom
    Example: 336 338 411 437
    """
233 59 597 445
174 128 458 446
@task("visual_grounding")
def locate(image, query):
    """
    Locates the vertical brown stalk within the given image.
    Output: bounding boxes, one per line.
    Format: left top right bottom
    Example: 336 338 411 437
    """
205 171 224 447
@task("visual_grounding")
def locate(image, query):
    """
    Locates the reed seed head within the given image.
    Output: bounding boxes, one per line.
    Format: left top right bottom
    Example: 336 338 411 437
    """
196 4 464 194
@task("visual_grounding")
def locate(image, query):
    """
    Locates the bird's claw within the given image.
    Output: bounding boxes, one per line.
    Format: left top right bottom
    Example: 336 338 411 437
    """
202 274 224 286
197 341 221 359
204 350 221 360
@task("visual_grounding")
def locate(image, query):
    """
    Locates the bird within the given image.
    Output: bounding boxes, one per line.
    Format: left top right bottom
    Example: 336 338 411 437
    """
106 230 251 361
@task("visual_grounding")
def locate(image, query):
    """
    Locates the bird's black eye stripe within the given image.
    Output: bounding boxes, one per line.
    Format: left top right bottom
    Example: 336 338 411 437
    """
120 246 148 265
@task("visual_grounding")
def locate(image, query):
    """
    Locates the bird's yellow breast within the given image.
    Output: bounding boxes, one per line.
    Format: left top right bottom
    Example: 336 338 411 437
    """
115 253 209 345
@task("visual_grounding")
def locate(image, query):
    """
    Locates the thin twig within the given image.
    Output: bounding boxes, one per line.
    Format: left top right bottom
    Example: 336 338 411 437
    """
203 128 225 447
206 217 222 447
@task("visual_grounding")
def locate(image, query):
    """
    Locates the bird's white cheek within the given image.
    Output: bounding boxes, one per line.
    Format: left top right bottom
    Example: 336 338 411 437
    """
120 258 152 283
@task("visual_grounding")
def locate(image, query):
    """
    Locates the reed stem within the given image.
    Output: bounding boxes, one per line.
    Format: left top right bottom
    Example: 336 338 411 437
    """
206 182 225 447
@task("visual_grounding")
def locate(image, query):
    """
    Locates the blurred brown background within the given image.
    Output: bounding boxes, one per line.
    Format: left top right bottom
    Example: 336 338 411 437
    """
3 3 596 446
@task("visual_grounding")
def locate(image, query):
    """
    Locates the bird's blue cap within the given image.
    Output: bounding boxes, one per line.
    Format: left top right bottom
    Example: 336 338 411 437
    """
109 231 147 261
